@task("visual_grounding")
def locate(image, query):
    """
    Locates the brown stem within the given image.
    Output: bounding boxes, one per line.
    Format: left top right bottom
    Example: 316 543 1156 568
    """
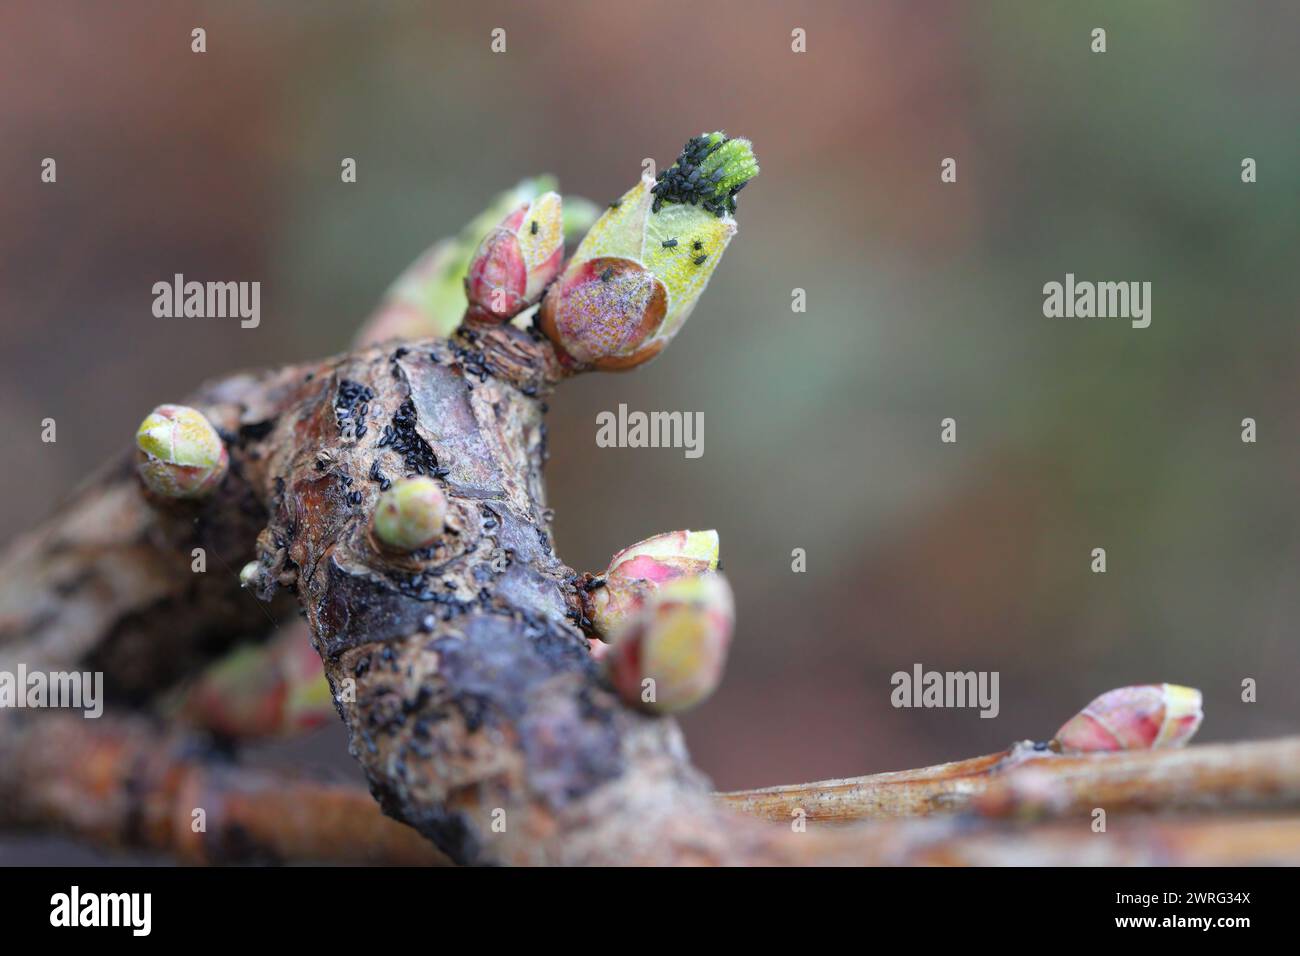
716 737 1300 823
0 713 446 865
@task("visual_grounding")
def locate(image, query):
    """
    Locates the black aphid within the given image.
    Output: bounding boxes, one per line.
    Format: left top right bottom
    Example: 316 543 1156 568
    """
650 133 738 216
335 379 374 435
662 238 678 248
599 267 614 282
530 220 538 235
387 397 439 477
693 254 708 266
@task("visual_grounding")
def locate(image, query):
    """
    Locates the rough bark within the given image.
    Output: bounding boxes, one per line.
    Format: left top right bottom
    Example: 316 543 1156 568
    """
0 323 769 864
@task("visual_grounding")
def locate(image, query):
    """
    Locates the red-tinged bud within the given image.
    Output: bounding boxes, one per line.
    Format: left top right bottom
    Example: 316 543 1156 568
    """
606 572 734 714
179 633 331 739
464 192 563 322
585 529 719 640
539 132 757 371
465 224 526 321
540 256 669 369
135 404 229 499
1053 684 1203 754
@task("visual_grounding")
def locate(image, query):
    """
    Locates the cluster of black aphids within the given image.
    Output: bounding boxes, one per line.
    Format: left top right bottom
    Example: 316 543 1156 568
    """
651 135 745 216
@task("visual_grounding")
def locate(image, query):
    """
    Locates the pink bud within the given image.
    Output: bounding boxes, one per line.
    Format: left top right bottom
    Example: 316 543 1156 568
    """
464 193 563 323
538 257 668 370
1053 684 1203 754
180 630 331 739
464 224 527 322
585 530 719 640
605 573 734 714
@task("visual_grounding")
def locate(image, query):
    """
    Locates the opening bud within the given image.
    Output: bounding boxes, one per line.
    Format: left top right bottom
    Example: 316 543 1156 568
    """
372 477 448 551
605 572 734 714
540 132 758 370
464 191 564 322
359 177 595 345
135 404 229 499
1053 683 1203 754
586 529 719 640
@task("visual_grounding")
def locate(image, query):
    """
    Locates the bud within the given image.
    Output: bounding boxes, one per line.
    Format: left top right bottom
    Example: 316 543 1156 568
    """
1053 684 1203 754
464 191 564 322
179 633 331 738
540 132 758 370
606 572 734 714
135 404 228 499
586 529 719 640
372 477 447 551
281 633 335 732
357 177 592 345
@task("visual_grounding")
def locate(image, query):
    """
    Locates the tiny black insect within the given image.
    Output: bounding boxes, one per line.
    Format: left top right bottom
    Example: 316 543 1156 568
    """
608 200 622 209
662 238 678 248
599 267 614 282
693 254 708 266
692 240 703 251
530 220 538 235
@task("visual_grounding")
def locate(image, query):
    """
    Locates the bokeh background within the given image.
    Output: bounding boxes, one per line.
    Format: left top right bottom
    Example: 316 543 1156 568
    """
2 0 1297 862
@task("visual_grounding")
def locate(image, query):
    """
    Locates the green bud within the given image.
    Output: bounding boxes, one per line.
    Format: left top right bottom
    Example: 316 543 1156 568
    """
135 404 229 499
606 572 735 714
372 477 447 551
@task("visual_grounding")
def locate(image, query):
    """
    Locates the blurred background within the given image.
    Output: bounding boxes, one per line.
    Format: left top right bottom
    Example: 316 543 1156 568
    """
1 0 1297 862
